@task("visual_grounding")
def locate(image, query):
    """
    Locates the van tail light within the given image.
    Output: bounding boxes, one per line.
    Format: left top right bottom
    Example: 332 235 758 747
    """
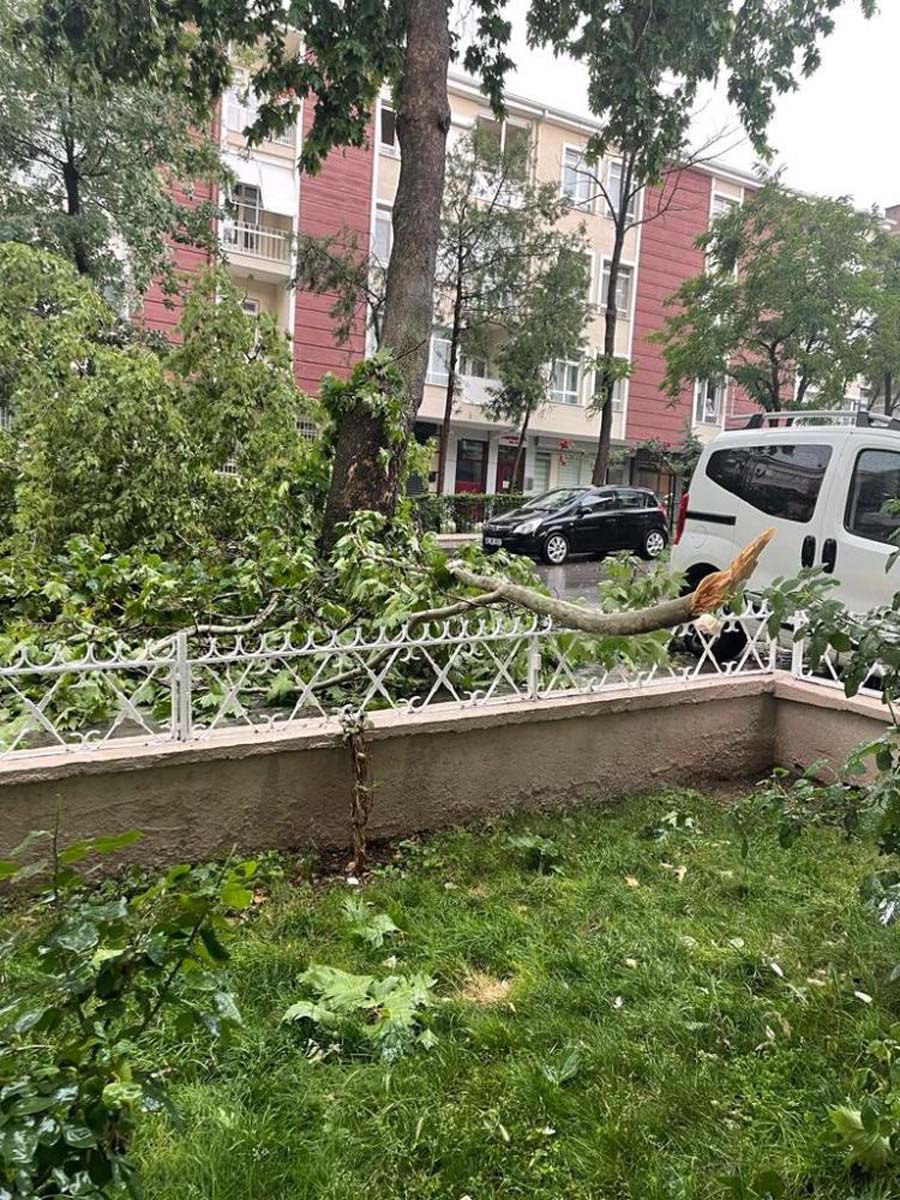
674 491 690 545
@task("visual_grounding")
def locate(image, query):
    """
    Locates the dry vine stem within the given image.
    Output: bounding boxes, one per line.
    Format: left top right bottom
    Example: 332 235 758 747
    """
447 529 775 635
340 710 374 874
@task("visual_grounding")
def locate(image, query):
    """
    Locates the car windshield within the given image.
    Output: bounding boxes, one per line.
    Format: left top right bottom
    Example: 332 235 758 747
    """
520 488 585 512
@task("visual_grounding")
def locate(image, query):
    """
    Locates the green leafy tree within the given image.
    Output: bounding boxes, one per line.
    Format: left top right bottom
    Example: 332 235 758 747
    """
485 248 592 490
863 230 900 417
20 0 879 535
433 126 589 492
655 182 879 412
0 0 229 303
0 245 314 557
527 0 876 482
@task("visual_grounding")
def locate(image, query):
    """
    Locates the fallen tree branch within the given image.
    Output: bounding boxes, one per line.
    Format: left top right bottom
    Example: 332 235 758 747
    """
447 530 775 636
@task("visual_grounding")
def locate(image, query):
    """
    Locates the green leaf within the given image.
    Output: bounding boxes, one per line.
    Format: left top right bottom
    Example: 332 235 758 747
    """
199 925 230 963
63 1124 97 1149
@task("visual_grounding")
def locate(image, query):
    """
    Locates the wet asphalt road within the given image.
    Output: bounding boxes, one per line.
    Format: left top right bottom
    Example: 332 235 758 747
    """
535 558 615 602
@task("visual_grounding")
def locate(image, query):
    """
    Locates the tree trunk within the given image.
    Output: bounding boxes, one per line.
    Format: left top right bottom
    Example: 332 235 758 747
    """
590 281 621 485
320 0 451 551
62 129 91 278
436 271 465 495
590 193 630 486
512 403 532 490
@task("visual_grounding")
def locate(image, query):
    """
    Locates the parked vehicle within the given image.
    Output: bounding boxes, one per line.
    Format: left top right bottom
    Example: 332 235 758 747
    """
670 410 900 613
482 486 669 564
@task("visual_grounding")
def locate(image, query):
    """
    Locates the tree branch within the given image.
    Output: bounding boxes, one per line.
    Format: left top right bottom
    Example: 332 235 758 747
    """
447 531 775 636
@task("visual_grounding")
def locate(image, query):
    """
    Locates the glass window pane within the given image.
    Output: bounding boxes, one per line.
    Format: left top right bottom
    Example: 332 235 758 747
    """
846 449 900 543
743 443 833 523
380 106 397 149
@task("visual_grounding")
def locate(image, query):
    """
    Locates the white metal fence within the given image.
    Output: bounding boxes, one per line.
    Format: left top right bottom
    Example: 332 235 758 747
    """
0 606 804 763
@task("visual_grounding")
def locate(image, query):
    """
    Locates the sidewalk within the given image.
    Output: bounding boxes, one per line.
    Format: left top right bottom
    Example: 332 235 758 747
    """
434 532 480 549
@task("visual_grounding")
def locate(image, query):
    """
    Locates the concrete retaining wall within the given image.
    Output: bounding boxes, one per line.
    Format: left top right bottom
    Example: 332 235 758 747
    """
0 673 888 867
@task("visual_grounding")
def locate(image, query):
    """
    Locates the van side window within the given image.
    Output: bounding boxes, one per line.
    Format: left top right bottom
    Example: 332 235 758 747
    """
706 443 831 523
706 448 750 498
742 444 832 523
846 449 900 545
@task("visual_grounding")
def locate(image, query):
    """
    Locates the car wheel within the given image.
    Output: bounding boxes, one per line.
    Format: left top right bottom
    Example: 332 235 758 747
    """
542 533 570 565
640 528 667 560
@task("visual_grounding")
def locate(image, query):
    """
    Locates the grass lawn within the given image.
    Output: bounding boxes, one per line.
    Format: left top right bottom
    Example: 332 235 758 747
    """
126 788 900 1200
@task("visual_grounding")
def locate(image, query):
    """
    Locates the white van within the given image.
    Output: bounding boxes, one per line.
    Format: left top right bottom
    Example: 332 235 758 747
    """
670 411 900 614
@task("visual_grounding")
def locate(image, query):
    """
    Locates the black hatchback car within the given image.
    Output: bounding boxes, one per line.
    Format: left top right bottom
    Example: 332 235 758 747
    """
482 486 669 565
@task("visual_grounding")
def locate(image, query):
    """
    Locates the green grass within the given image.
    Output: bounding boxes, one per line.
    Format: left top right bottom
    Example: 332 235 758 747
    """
135 790 900 1199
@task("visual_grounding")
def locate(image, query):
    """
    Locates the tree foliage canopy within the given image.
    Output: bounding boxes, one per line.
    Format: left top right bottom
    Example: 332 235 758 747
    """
0 0 229 301
655 182 881 412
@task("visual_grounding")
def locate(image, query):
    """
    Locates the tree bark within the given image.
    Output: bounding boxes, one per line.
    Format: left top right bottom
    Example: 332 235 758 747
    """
62 112 91 278
448 528 775 636
320 0 451 551
436 261 465 495
590 176 631 487
512 403 532 490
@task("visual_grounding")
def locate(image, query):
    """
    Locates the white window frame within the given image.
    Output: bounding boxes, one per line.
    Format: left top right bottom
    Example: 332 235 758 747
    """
694 377 726 426
550 359 582 406
459 351 488 380
560 143 596 211
379 103 399 156
373 202 393 265
603 159 639 223
224 68 294 148
476 113 531 157
583 369 627 410
427 329 452 386
241 296 260 317
599 258 635 319
709 190 743 225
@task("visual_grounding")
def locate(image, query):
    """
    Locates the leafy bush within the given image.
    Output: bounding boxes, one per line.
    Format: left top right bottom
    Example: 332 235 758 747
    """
0 829 256 1197
282 965 436 1059
828 1028 900 1171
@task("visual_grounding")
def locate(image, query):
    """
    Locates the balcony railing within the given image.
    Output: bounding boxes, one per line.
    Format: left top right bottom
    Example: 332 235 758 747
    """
221 220 292 265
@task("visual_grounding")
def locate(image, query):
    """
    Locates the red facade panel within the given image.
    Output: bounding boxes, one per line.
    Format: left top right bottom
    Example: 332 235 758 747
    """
628 169 712 444
135 119 220 343
293 104 374 393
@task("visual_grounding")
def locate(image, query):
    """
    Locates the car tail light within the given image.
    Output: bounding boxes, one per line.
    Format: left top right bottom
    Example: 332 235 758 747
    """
674 491 690 545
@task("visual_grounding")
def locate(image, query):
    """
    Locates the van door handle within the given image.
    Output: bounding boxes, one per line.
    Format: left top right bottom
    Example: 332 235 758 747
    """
822 538 837 574
801 535 816 568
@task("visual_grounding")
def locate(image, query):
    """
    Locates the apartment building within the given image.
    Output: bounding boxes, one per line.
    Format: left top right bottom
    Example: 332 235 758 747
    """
142 71 763 495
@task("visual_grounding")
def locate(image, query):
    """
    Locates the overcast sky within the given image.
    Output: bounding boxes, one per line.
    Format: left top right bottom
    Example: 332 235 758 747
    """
494 1 899 212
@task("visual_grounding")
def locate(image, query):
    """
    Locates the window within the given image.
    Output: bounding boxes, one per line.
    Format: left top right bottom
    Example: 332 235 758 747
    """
427 330 451 384
846 449 900 544
561 146 594 208
233 183 261 226
600 263 633 316
550 360 581 405
460 352 487 379
380 105 398 153
476 115 530 160
615 490 645 509
706 443 833 524
694 378 725 425
374 204 392 264
706 447 751 497
241 296 260 317
297 418 318 440
711 193 740 222
611 376 625 410
605 161 637 221
225 70 258 133
455 438 487 489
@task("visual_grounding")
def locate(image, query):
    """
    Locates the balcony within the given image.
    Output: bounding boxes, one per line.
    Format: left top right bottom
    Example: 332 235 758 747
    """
221 219 292 278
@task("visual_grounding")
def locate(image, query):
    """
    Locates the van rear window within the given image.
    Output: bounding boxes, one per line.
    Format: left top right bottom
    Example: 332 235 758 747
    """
705 443 832 523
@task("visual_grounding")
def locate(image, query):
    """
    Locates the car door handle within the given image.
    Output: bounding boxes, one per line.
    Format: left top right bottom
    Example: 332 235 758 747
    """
801 535 816 568
822 538 837 574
